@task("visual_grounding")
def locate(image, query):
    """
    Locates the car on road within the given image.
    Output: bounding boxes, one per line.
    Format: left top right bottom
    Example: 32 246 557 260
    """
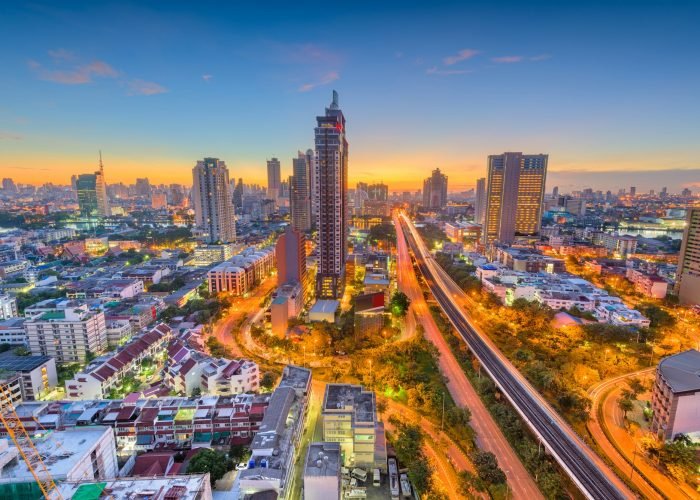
235 463 248 471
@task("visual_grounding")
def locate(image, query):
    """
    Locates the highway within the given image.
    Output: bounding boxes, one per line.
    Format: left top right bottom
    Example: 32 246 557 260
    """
395 213 542 499
397 211 635 500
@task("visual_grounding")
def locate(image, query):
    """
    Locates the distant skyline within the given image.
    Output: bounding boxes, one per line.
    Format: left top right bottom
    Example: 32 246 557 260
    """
1 1 699 192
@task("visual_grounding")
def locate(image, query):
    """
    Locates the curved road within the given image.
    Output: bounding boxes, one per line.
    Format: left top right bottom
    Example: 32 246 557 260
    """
588 369 696 499
395 214 543 500
399 212 634 500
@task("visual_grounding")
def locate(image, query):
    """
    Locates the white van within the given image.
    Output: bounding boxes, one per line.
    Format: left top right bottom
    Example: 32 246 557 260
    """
372 468 380 487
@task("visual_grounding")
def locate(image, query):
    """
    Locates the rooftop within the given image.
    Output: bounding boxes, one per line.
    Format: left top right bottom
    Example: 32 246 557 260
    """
323 384 376 424
0 426 112 481
304 442 341 478
658 349 700 394
0 353 52 372
309 300 340 315
58 474 210 499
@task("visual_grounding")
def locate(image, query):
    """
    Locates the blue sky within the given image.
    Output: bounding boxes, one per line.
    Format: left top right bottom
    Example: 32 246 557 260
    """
1 0 699 192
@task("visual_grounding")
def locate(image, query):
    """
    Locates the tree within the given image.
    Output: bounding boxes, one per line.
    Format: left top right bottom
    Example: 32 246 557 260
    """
13 346 31 356
472 451 506 485
260 372 276 389
187 449 233 485
389 291 410 317
627 378 645 396
229 444 248 463
618 397 634 419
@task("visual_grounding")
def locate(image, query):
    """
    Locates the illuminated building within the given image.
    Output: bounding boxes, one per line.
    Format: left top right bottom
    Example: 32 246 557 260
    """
314 90 348 299
291 150 313 232
267 157 281 201
422 168 448 209
76 154 110 218
676 207 700 305
192 157 236 244
277 225 308 298
482 152 548 245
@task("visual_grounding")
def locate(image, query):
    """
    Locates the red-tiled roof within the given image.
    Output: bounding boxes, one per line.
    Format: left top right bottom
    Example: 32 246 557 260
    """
179 358 197 376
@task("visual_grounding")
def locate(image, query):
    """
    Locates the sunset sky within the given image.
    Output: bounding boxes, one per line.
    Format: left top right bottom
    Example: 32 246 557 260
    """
1 1 699 192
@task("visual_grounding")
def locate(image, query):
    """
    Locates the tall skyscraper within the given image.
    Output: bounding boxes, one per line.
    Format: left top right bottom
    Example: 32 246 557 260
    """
291 151 312 232
267 158 281 201
314 90 348 299
552 186 559 199
630 186 637 197
76 154 110 218
95 156 109 217
676 208 700 305
192 157 236 244
482 152 548 245
276 225 308 301
474 177 486 225
422 168 448 209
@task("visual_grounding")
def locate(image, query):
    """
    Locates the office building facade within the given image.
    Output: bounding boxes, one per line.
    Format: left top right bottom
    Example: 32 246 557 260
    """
192 157 236 244
483 152 548 245
314 91 348 299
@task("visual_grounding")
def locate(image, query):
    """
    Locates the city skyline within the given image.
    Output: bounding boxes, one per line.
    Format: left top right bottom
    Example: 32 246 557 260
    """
2 1 700 192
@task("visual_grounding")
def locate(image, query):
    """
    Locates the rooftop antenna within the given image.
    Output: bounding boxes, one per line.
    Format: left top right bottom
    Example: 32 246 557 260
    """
99 150 104 172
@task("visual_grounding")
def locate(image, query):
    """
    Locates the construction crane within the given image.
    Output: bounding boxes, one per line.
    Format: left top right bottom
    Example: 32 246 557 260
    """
0 384 62 499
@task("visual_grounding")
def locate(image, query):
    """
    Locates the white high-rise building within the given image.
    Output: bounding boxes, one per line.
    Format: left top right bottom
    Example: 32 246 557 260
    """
314 91 348 299
192 157 236 244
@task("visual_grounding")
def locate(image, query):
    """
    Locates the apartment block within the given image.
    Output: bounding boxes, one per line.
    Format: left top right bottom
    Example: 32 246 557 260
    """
24 300 108 363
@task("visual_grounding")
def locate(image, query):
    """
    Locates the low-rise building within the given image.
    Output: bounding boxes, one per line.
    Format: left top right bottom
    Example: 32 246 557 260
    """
58 474 212 500
303 442 341 500
165 338 259 397
189 243 237 267
626 268 668 299
237 365 311 499
603 233 638 256
0 426 118 488
0 318 26 345
0 353 57 401
65 323 172 399
322 384 377 469
271 282 304 338
0 294 18 320
650 349 700 440
309 300 339 323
